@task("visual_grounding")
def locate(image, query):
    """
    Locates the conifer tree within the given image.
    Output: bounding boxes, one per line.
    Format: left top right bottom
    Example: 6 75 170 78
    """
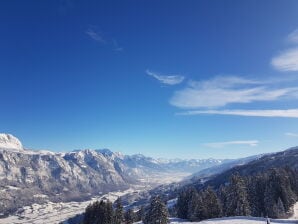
218 185 227 216
276 169 297 212
202 187 222 219
114 198 124 224
247 175 266 217
137 206 145 222
263 168 297 218
176 187 197 219
225 174 251 216
143 196 169 224
187 188 200 221
124 208 136 224
83 200 113 224
276 197 286 218
105 200 114 224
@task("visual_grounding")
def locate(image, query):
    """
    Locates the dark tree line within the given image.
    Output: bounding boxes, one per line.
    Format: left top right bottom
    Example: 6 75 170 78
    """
176 167 298 221
83 167 297 223
246 167 297 218
83 198 131 224
83 196 169 224
84 200 114 224
176 186 222 221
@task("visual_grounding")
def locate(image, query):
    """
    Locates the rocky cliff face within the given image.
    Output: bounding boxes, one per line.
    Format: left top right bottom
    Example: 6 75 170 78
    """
0 148 132 214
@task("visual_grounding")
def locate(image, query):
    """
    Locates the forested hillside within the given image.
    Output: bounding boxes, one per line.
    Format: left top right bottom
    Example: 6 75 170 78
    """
176 167 298 221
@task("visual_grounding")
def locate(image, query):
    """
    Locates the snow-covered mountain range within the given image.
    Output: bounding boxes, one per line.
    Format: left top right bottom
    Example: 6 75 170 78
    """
0 134 225 215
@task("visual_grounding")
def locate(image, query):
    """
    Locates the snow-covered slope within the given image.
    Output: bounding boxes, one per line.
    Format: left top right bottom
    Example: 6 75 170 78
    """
290 202 298 219
134 217 298 224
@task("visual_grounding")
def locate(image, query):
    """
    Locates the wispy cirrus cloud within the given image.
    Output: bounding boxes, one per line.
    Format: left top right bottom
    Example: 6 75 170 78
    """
86 26 123 51
271 29 298 72
285 132 298 137
170 76 298 109
203 140 259 148
287 29 298 44
86 28 106 44
146 70 185 85
271 48 298 72
178 109 298 118
166 29 298 118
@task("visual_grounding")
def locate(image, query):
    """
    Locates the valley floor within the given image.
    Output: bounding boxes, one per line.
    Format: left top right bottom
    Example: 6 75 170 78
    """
0 172 189 224
0 188 135 224
1 174 297 224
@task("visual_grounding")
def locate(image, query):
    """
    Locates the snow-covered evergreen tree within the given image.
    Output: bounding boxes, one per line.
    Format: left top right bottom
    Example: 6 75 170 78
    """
225 174 251 216
176 187 196 219
83 200 113 224
247 175 266 217
202 187 222 219
143 196 169 224
187 188 200 221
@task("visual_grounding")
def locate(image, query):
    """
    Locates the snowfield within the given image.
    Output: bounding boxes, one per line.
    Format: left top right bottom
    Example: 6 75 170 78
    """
134 216 298 224
291 202 298 219
134 202 298 224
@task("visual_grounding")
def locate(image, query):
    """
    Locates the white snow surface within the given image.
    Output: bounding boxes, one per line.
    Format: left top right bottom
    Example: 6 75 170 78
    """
0 133 23 150
291 202 298 219
134 216 298 224
134 203 298 224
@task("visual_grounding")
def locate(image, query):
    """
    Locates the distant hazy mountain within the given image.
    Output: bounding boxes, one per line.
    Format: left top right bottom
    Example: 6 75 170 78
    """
158 158 225 173
0 134 224 215
120 147 298 210
189 154 264 182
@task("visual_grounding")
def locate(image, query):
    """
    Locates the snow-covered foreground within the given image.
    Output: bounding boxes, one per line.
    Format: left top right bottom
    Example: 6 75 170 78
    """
135 217 298 224
134 202 298 224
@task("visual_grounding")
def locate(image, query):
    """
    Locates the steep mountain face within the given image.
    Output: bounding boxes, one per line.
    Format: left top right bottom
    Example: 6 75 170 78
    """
0 134 224 215
0 148 131 215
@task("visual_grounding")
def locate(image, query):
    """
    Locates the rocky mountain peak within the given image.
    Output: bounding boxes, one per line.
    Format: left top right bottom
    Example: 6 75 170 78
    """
0 133 23 150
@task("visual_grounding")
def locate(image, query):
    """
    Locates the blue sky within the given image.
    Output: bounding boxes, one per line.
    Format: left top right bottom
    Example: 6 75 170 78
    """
1 0 298 159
